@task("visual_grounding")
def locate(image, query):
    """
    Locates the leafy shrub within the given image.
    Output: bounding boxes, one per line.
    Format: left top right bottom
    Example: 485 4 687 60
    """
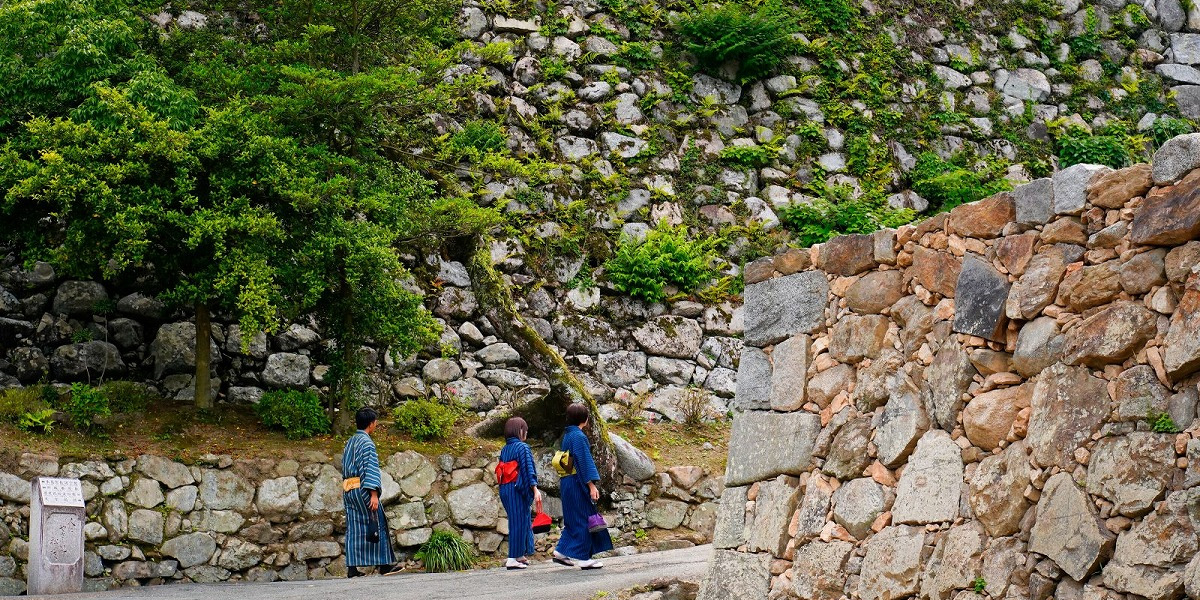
796 0 857 33
615 41 658 70
1056 132 1132 168
676 4 799 82
973 577 988 594
910 153 1011 212
392 397 460 441
778 186 916 246
0 387 51 424
604 225 719 303
719 145 773 168
1149 117 1193 147
65 382 111 433
98 381 157 413
415 530 476 572
476 41 515 66
18 409 56 434
256 390 331 440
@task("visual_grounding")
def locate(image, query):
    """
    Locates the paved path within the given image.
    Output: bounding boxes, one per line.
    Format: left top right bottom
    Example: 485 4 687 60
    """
55 545 712 600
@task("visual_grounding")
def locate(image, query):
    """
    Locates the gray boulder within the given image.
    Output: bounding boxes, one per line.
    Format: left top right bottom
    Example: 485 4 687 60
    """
52 281 108 316
609 432 655 481
447 483 499 528
161 532 217 569
261 353 310 389
51 341 125 380
150 322 219 379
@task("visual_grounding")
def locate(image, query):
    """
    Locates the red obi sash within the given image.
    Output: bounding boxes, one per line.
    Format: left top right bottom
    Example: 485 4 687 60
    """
496 460 519 485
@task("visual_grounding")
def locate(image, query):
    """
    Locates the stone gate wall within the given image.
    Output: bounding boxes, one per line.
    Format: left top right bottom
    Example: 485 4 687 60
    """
0 447 720 595
699 134 1200 600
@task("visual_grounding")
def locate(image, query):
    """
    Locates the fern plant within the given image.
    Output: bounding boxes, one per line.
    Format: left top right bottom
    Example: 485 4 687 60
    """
676 4 799 82
604 225 719 302
416 530 476 572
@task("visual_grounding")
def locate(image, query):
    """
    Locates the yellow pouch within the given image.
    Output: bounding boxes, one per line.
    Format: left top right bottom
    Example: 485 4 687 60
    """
552 450 575 476
342 477 362 492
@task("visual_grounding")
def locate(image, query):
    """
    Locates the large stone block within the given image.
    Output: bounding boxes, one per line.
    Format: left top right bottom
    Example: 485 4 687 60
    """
698 550 770 600
261 353 311 389
447 483 499 528
768 335 808 412
792 541 853 600
924 338 977 430
858 526 926 600
1088 163 1153 208
823 416 872 480
1028 473 1113 581
818 234 877 276
161 532 217 569
1103 490 1197 600
831 477 889 540
892 430 963 525
876 373 931 468
199 469 255 511
1027 364 1108 469
844 270 905 314
1012 317 1064 376
963 383 1033 451
1012 177 1055 225
1053 163 1111 215
733 347 771 411
794 475 833 544
1056 261 1122 312
746 477 799 556
50 342 125 381
632 316 704 359
744 272 829 347
829 314 889 364
712 486 748 549
921 522 987 600
1062 301 1157 367
1164 285 1200 380
1151 132 1200 184
1086 433 1176 517
953 255 1011 342
1006 245 1080 320
724 411 820 486
136 455 194 490
1132 170 1200 245
947 194 1015 239
52 281 108 317
968 441 1031 537
256 477 302 523
909 247 960 298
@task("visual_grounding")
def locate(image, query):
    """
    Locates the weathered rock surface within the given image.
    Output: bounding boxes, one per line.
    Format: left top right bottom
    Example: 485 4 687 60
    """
952 255 1010 342
768 334 808 411
1086 433 1175 517
1006 246 1076 320
1028 473 1113 581
1026 364 1108 469
447 483 500 528
1103 490 1198 600
844 271 905 314
892 430 963 524
924 338 976 430
1132 170 1200 245
1062 301 1157 366
829 314 889 364
921 522 987 600
968 441 1031 537
832 478 889 540
746 477 799 556
857 526 925 600
876 373 931 468
698 550 770 600
744 272 829 347
724 411 820 486
633 316 704 359
963 383 1032 450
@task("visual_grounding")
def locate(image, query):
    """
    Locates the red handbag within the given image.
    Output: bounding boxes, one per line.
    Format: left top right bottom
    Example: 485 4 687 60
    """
532 497 552 534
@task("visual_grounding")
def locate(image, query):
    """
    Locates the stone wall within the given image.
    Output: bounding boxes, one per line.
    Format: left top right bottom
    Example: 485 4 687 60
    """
0 447 721 595
698 135 1200 600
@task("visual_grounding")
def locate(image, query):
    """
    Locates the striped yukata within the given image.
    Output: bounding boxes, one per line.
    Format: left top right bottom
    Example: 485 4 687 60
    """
498 437 539 558
342 430 395 568
554 425 613 560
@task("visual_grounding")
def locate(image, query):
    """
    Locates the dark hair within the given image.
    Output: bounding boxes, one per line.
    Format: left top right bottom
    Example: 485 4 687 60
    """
504 417 528 439
565 403 589 426
356 407 378 430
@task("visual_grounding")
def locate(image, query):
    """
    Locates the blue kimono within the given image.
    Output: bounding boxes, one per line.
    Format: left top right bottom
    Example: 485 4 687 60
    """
554 425 614 560
342 430 395 568
498 437 539 558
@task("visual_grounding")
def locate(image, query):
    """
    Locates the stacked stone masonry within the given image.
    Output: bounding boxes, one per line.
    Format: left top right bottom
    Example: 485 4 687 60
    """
0 449 720 594
699 136 1200 600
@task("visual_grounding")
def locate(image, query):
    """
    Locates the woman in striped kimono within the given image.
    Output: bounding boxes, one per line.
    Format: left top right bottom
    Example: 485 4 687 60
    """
342 408 400 577
552 404 613 570
497 417 540 570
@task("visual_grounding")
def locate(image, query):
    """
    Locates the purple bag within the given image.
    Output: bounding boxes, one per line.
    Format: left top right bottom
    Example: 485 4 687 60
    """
587 511 608 533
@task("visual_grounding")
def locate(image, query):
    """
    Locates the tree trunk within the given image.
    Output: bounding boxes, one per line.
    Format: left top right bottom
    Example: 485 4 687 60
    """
194 302 213 409
462 235 618 486
334 339 357 435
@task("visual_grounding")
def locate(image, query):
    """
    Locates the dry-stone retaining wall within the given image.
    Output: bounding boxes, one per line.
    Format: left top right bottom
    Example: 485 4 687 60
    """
699 135 1200 600
0 448 720 594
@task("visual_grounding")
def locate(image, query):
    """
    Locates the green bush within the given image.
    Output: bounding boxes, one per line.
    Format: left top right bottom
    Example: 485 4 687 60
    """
604 225 719 303
0 387 51 424
415 530 476 572
256 390 331 440
676 4 799 83
1056 132 1132 168
393 397 460 441
719 145 773 168
1149 117 1193 147
778 188 915 247
64 382 111 433
910 153 1011 212
18 409 56 434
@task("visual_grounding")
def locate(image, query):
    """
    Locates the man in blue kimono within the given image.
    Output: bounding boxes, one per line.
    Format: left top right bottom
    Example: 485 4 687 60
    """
342 407 400 577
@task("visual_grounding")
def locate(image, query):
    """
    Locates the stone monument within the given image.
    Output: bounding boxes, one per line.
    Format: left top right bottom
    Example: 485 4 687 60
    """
28 477 85 595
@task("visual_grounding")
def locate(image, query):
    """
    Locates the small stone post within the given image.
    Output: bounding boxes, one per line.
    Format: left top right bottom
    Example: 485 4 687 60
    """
28 477 85 595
